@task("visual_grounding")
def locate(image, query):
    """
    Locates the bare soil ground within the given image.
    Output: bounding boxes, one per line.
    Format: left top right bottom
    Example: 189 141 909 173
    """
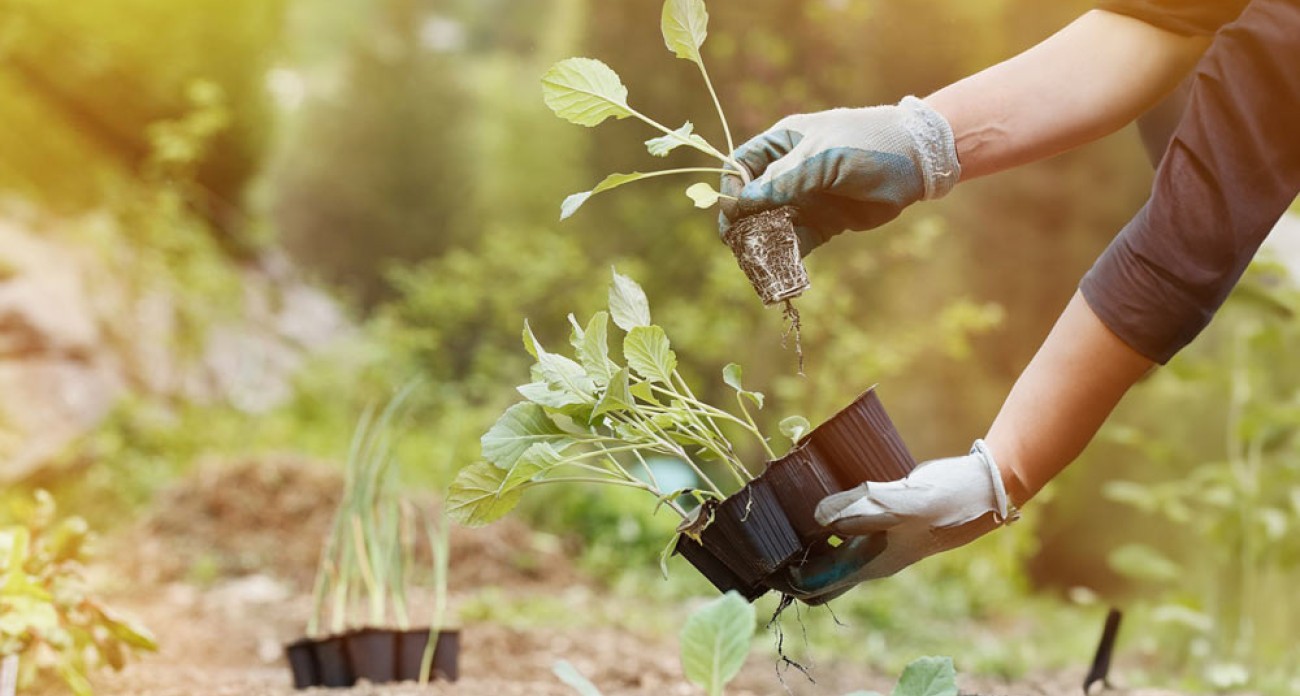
59 457 1188 696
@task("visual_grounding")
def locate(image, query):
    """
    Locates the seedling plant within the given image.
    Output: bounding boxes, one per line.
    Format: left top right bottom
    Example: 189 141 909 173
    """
552 590 960 696
0 491 157 696
448 269 809 571
543 0 745 220
543 0 812 366
306 382 453 684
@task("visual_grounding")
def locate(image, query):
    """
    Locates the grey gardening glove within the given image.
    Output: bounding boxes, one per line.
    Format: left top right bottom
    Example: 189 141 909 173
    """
765 440 1019 602
719 96 960 254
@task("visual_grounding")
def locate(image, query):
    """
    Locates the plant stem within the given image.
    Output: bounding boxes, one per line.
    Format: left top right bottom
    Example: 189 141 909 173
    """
529 476 658 490
610 411 724 496
627 106 749 180
735 392 777 461
695 60 736 167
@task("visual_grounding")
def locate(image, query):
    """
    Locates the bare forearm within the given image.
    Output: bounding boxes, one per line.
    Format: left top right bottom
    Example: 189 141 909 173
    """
984 291 1153 505
925 10 1210 180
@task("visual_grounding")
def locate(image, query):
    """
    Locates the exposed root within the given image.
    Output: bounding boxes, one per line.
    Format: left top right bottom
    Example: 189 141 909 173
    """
780 299 804 376
767 594 815 691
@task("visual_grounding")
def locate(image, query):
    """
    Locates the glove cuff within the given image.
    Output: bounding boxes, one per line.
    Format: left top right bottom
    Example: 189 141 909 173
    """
898 96 961 200
971 439 1021 525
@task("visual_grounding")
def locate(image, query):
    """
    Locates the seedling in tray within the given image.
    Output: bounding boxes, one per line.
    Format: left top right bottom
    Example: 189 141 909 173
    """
543 0 811 364
447 269 917 601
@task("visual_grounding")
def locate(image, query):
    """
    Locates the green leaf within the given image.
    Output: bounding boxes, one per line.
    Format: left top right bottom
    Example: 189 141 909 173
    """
518 381 589 409
661 0 709 64
680 591 754 696
536 351 597 401
721 363 744 391
594 367 634 419
780 415 811 443
609 268 651 331
447 462 525 527
629 381 661 406
625 326 678 383
645 121 710 157
891 656 957 696
658 531 681 579
721 362 764 408
578 311 615 383
561 172 660 220
481 403 571 469
553 660 604 696
504 442 564 489
541 57 632 127
685 182 721 209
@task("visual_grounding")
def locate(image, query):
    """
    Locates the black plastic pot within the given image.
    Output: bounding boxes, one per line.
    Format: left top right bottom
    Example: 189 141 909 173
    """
677 387 917 600
284 638 319 690
396 629 460 682
313 634 355 687
346 628 397 684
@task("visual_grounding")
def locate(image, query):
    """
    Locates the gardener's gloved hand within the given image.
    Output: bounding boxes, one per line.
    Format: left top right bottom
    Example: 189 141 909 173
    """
764 440 1019 602
719 96 960 255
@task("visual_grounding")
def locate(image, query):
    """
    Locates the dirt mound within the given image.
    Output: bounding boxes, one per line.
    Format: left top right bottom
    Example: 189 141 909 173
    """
119 454 579 593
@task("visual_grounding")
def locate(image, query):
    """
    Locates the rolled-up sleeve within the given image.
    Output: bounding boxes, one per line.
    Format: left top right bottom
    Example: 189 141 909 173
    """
1080 0 1300 364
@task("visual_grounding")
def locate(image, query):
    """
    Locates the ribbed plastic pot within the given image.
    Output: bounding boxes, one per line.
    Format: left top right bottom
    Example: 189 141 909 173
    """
396 629 460 682
312 633 355 688
674 537 766 601
284 638 320 689
346 629 398 684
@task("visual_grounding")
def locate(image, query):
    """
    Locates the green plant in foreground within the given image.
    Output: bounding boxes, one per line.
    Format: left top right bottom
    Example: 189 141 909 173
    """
0 491 157 696
553 591 958 696
447 270 807 566
543 0 749 219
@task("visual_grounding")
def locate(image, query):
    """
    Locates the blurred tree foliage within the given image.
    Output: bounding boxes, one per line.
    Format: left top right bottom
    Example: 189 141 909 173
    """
0 0 285 250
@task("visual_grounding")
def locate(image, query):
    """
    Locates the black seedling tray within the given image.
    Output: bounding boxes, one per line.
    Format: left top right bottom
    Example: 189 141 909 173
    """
677 387 917 600
285 627 459 689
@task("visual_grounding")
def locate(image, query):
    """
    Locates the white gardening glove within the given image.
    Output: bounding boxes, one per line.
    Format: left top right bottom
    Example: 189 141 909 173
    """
719 96 961 253
765 440 1019 601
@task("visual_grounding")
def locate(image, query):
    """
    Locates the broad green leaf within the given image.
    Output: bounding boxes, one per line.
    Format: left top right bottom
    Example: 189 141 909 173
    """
680 591 754 696
780 415 811 443
561 172 659 220
537 351 597 401
524 322 597 401
579 311 614 383
504 442 564 489
629 381 661 406
609 269 651 331
518 381 589 409
686 182 721 209
661 0 709 64
541 57 632 127
553 660 604 696
891 656 958 696
447 462 524 527
625 326 677 383
93 603 159 651
645 121 709 157
481 403 571 469
594 367 634 419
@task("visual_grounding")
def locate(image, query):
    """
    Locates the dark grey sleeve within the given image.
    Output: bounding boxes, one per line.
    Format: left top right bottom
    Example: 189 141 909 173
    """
1080 0 1300 364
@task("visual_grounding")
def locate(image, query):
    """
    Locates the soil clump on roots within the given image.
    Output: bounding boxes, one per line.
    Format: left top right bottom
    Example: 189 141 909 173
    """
723 206 808 373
